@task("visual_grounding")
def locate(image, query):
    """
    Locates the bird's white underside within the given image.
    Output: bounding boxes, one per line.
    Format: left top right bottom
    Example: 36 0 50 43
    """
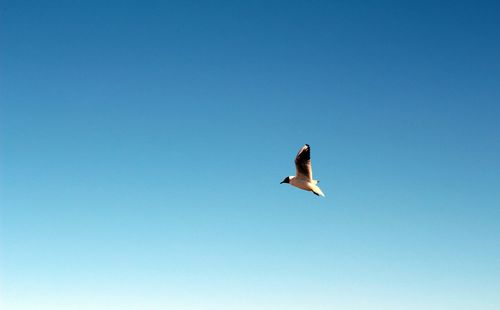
289 176 325 197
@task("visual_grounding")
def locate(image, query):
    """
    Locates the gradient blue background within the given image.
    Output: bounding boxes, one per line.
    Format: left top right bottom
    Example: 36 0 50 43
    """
1 0 499 309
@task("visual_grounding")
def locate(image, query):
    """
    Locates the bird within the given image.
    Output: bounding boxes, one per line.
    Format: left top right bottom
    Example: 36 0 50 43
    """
280 144 325 197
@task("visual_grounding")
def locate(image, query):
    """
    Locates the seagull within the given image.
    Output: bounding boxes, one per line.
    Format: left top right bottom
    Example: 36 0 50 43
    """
280 144 325 197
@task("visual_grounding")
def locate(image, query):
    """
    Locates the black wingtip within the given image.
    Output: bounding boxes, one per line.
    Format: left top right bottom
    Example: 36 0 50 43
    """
305 144 310 147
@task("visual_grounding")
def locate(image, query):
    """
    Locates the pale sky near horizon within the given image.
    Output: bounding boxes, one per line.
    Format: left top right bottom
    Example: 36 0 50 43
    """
1 0 500 309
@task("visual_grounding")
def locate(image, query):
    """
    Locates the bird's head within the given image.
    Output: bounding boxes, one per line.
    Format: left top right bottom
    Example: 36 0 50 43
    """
280 176 291 184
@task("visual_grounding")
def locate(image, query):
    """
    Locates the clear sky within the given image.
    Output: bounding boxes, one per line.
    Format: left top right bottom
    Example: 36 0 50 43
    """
1 0 499 309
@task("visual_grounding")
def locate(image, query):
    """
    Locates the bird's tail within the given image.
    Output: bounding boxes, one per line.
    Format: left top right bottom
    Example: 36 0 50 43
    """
312 186 325 197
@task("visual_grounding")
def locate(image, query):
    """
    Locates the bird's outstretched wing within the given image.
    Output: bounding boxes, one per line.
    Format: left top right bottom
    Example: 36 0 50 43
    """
295 144 312 180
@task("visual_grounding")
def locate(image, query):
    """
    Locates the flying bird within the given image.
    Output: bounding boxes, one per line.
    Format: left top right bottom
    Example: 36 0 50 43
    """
280 144 325 197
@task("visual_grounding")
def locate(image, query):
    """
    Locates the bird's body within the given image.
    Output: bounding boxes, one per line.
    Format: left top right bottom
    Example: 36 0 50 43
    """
281 144 325 197
289 176 325 196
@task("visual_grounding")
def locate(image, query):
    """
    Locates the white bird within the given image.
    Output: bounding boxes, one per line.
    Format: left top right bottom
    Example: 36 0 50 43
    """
280 144 325 197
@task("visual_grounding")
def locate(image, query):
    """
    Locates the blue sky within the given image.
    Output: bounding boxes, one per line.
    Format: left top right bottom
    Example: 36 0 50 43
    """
1 0 499 309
